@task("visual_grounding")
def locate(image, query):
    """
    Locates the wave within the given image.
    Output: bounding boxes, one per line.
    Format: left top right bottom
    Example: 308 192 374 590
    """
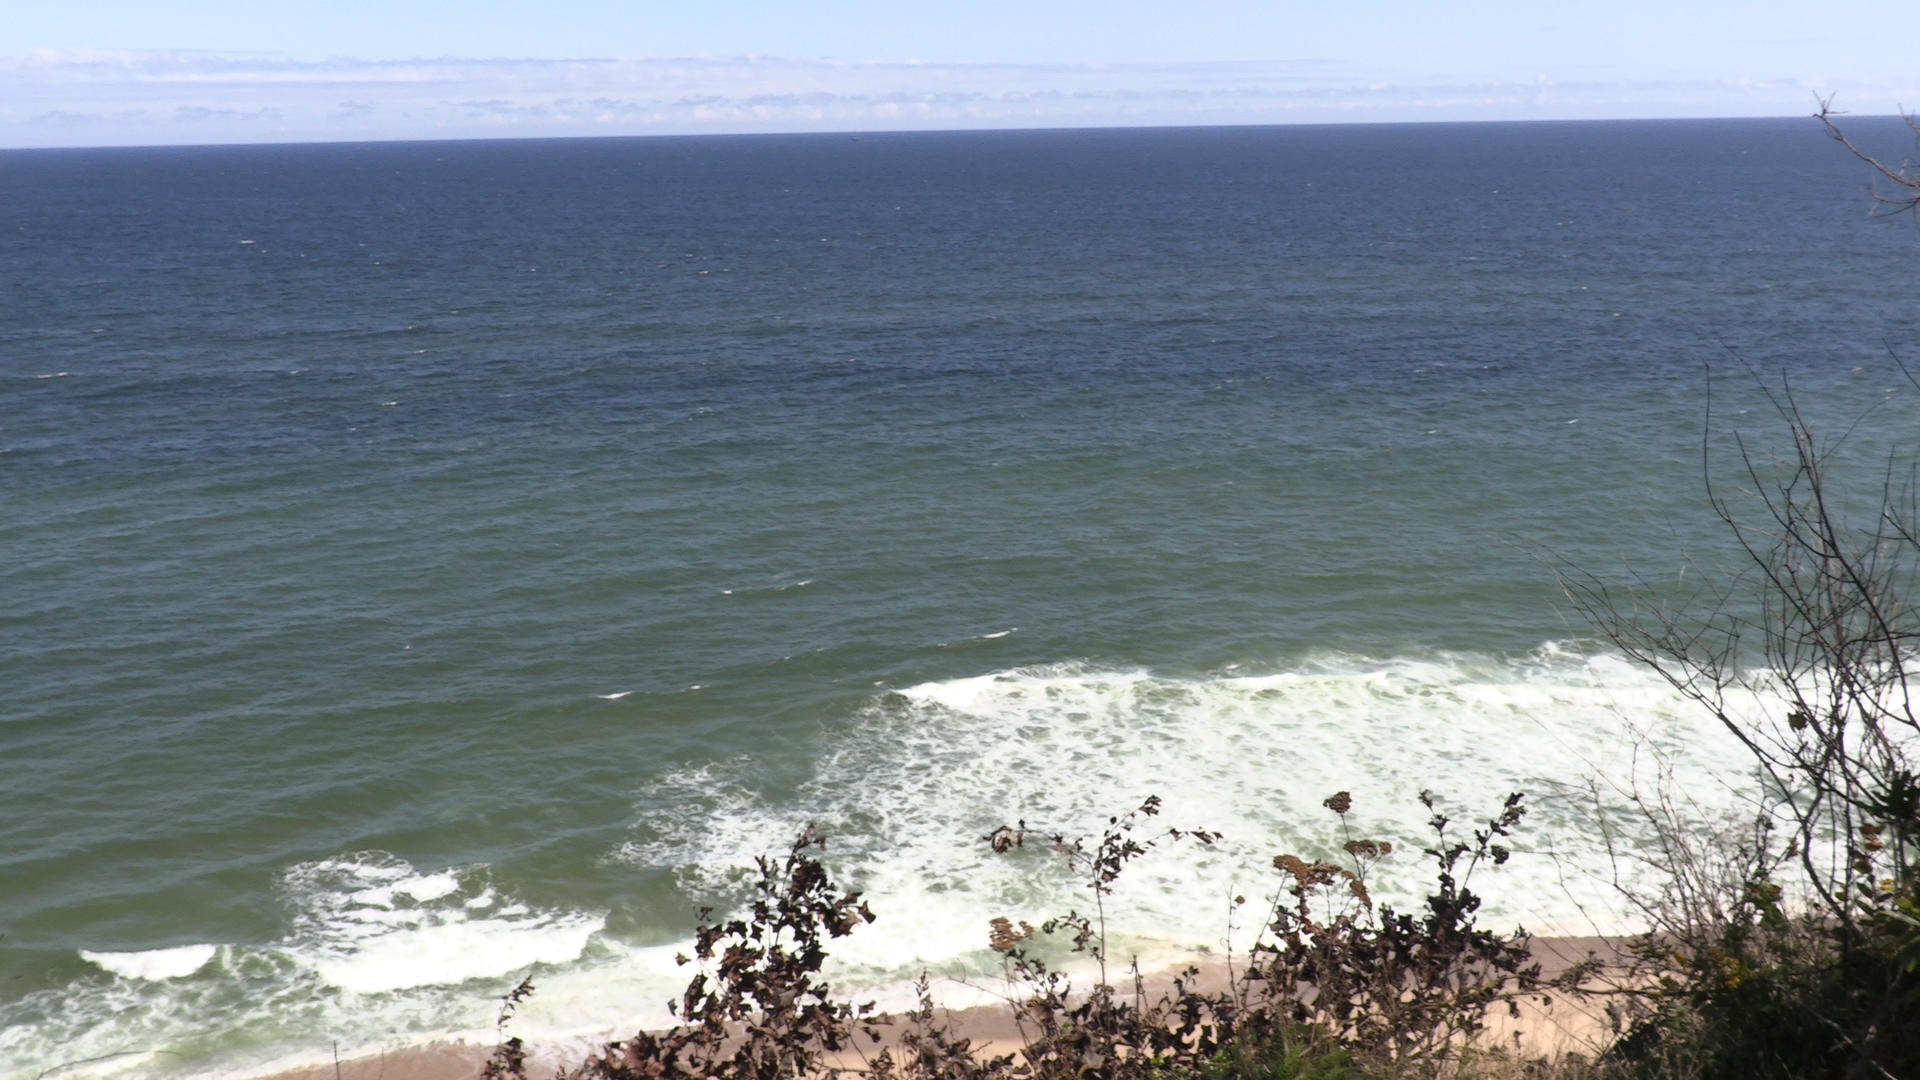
7 645 1763 1080
1 855 609 1080
79 945 219 982
275 854 603 996
618 645 1757 980
718 578 816 597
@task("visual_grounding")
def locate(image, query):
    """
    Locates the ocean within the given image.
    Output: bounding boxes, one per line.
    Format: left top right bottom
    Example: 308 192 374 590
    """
3 117 1917 1078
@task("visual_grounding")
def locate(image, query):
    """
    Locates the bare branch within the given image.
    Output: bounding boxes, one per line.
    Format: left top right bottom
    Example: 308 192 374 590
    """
1815 94 1920 221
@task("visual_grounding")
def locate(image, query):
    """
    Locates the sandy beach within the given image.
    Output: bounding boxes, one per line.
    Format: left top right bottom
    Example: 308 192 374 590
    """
262 935 1626 1080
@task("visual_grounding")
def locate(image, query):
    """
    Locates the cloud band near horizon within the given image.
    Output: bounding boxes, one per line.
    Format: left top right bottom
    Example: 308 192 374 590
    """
2 49 1909 148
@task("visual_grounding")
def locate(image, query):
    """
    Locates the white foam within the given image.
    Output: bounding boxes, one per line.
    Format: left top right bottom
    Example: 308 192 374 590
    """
6 856 623 1077
10 648 1778 1080
79 944 219 981
398 871 460 903
278 854 605 995
719 579 815 597
295 912 599 995
595 690 633 700
618 647 1760 991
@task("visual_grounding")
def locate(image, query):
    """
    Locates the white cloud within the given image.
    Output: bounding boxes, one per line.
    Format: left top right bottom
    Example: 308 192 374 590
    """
2 49 1914 148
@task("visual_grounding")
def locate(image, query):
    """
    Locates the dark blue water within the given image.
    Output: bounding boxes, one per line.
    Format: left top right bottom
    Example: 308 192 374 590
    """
3 118 1917 1079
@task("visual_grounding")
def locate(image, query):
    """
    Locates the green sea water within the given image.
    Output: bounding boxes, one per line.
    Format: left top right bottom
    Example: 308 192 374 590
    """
3 118 1918 1078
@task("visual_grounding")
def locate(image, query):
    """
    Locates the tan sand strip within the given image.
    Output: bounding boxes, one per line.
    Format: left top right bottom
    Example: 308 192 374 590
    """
257 935 1631 1080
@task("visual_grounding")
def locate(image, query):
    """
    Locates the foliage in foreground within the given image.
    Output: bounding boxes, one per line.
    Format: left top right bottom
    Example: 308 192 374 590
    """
1604 898 1920 1079
481 779 1920 1080
1562 363 1920 1077
484 792 1561 1080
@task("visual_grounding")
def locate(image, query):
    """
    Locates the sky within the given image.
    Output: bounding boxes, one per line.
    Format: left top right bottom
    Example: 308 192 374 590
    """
3 1 1916 148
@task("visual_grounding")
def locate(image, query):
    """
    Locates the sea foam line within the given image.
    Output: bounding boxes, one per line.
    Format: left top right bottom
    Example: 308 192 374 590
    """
12 647 1760 1080
617 646 1757 983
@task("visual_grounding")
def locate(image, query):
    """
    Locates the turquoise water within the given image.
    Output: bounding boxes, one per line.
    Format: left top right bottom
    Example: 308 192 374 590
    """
3 118 1918 1078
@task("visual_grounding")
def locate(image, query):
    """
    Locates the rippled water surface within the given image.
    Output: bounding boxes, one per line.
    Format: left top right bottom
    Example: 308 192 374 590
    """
3 118 1918 1078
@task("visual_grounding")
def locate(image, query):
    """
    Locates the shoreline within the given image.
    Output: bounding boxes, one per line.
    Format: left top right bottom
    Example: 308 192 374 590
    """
254 935 1627 1080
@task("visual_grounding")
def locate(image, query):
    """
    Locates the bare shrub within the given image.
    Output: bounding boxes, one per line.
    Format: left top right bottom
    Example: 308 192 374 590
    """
1560 367 1920 1078
1817 96 1920 222
981 792 1543 1080
487 792 1552 1080
483 826 880 1080
1239 791 1543 1076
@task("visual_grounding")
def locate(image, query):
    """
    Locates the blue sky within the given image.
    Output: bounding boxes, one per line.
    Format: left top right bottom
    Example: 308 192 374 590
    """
4 1 1915 147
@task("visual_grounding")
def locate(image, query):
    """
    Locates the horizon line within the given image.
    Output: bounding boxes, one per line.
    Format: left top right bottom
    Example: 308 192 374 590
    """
2 109 1887 154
